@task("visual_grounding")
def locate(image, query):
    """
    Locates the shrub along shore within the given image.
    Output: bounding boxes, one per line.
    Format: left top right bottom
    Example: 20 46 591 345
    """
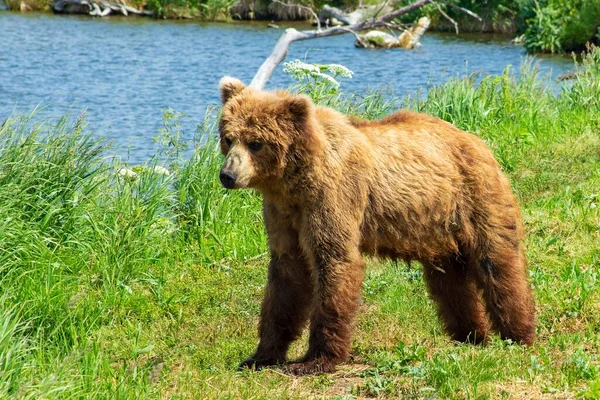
1 48 599 398
5 0 600 53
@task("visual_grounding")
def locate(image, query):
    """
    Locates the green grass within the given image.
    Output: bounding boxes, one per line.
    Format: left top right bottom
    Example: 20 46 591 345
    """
2 49 600 399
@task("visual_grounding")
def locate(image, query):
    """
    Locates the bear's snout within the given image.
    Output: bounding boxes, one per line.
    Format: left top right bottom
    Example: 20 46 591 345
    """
220 170 237 189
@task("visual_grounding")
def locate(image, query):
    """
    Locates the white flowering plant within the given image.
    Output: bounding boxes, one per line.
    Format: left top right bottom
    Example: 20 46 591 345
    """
116 165 171 182
283 60 353 104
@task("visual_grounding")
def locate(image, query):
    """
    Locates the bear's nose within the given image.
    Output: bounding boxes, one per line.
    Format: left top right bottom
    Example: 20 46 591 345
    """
220 170 237 189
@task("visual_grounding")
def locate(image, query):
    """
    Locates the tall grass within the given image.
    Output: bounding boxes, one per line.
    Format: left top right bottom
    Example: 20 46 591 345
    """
1 47 599 398
0 108 264 398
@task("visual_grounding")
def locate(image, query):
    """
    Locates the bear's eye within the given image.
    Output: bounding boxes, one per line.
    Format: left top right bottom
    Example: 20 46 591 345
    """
247 141 263 152
223 136 232 147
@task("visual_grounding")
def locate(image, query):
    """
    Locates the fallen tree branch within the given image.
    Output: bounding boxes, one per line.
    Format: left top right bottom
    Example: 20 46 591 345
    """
250 0 480 89
437 0 483 22
339 26 367 43
251 0 432 89
379 0 432 22
435 2 458 34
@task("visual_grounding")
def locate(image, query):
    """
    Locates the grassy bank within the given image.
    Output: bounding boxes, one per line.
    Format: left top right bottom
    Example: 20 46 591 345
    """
2 49 600 399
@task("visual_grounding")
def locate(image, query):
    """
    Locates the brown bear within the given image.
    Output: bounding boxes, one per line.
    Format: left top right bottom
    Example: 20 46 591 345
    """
217 76 536 375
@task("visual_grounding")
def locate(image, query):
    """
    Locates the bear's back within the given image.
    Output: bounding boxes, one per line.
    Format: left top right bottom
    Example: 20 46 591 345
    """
348 111 512 262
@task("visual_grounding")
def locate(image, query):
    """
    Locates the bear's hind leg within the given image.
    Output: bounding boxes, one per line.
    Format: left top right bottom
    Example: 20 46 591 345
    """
423 257 489 344
476 247 536 345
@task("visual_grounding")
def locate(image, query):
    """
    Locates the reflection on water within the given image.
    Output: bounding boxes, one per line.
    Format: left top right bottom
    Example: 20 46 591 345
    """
0 13 574 162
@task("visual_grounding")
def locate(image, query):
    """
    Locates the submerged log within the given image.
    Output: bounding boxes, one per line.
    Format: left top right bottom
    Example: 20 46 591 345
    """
355 31 402 48
355 17 431 49
51 0 153 16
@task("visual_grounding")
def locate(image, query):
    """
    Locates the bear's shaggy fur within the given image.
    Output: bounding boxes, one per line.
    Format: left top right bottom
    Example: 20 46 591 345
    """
218 77 536 375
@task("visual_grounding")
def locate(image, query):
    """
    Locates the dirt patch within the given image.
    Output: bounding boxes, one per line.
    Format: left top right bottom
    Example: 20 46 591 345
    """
493 380 576 400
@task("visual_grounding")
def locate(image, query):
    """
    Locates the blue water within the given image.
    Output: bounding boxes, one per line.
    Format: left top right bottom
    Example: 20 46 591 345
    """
0 12 574 162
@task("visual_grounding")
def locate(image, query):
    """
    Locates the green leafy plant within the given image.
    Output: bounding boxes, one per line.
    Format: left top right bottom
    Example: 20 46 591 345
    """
524 0 600 53
200 0 237 21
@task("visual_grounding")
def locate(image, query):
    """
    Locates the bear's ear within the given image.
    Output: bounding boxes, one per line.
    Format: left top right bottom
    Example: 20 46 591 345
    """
281 94 323 150
281 94 314 127
219 76 246 104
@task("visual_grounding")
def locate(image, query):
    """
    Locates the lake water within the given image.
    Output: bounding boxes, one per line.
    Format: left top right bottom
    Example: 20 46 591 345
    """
0 12 574 162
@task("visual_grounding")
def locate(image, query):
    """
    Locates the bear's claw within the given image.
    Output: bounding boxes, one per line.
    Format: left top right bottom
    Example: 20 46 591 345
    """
238 356 280 371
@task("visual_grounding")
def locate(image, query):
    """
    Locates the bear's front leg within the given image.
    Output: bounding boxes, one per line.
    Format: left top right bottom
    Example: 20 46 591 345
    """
285 251 365 375
285 216 366 375
239 248 314 371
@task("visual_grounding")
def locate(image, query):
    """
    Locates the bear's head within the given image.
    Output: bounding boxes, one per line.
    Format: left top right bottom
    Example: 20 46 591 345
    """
218 77 317 190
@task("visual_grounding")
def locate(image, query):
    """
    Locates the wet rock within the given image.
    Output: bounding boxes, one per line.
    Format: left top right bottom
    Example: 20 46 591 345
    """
52 0 92 14
355 17 431 49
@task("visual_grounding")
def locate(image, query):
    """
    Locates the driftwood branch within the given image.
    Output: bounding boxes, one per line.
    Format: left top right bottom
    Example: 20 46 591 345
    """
435 2 458 34
250 0 433 89
339 26 366 42
437 0 483 22
379 0 432 22
250 0 481 89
